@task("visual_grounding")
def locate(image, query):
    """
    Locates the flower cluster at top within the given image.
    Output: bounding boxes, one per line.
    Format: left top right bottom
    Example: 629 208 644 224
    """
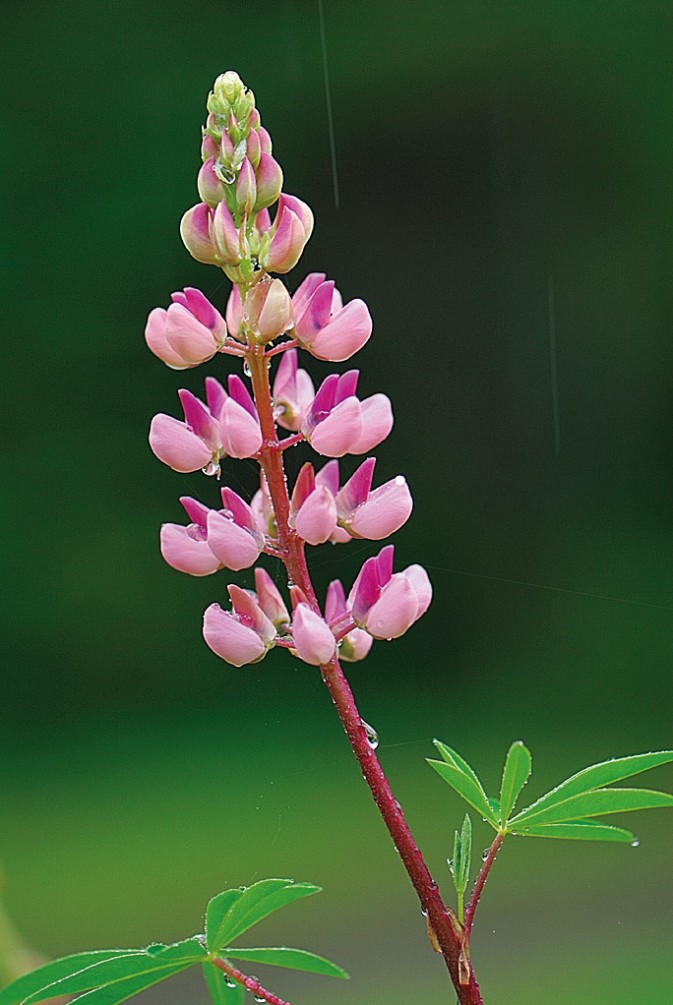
146 71 432 669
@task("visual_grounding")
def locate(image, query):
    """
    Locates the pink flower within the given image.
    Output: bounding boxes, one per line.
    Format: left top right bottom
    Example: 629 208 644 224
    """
289 463 337 546
349 545 432 640
160 497 222 577
336 458 413 540
325 580 372 663
301 371 393 457
272 348 314 431
145 288 228 369
291 603 336 666
206 488 265 571
149 376 262 474
254 152 283 210
203 585 277 667
292 273 372 362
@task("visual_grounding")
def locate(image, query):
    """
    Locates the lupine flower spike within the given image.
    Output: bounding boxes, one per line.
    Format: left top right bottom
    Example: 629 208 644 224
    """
146 70 430 667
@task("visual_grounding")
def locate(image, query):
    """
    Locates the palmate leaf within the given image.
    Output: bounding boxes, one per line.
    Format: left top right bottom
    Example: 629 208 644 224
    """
202 965 245 1005
499 741 532 824
508 786 673 828
509 818 635 842
206 880 321 952
509 750 673 825
222 946 348 979
428 742 499 827
0 951 144 1005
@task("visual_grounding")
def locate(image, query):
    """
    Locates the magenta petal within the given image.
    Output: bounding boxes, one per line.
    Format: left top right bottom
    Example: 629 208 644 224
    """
160 523 221 576
149 414 212 472
349 555 381 623
351 394 394 453
206 511 262 571
308 398 363 457
203 604 267 667
220 487 256 532
294 486 337 545
365 575 418 640
228 584 276 644
294 280 334 344
179 495 211 527
337 457 376 517
145 307 190 369
291 604 336 666
325 579 347 622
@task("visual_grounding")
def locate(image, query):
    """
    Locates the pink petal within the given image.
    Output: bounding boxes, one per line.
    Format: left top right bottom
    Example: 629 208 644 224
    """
292 604 336 666
347 476 413 540
365 574 418 640
206 511 262 571
403 564 433 620
310 299 373 362
145 307 190 369
325 579 348 622
292 273 326 316
203 603 267 667
336 457 376 516
254 568 290 629
160 523 221 576
219 399 263 457
228 584 276 644
149 414 212 473
350 394 394 453
294 486 338 545
165 304 218 366
307 398 363 457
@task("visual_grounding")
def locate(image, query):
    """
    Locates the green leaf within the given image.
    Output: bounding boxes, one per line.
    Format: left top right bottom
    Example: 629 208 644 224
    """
509 819 635 842
57 964 196 1005
0 952 143 1005
510 750 673 824
203 964 245 1005
510 787 673 827
499 741 532 824
432 741 488 793
206 880 321 951
428 755 499 827
453 813 472 895
21 940 206 1005
206 889 244 952
222 947 348 979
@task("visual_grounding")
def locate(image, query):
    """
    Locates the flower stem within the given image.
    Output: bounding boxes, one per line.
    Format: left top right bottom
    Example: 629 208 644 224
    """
211 958 291 1005
245 344 484 1005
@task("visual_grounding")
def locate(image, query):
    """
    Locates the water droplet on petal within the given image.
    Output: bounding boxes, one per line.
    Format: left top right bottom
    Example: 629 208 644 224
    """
202 461 221 477
361 719 379 749
631 838 640 847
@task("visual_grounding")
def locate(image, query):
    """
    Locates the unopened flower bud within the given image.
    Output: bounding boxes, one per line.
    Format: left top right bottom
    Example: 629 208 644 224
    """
212 201 244 264
219 131 235 168
243 277 293 344
246 128 261 168
259 207 306 274
201 132 218 162
197 158 225 207
258 126 272 155
180 203 220 266
236 157 257 217
214 71 244 106
254 153 283 211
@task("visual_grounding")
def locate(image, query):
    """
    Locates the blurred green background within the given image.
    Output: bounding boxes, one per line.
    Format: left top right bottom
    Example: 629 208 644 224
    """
2 0 672 1002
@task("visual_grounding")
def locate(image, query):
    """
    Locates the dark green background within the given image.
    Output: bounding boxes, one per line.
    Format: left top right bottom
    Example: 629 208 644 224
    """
1 1 672 1002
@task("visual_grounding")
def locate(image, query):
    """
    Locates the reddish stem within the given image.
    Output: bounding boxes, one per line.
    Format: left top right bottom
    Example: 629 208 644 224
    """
265 338 299 358
211 958 290 1005
463 832 505 942
246 345 484 1005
